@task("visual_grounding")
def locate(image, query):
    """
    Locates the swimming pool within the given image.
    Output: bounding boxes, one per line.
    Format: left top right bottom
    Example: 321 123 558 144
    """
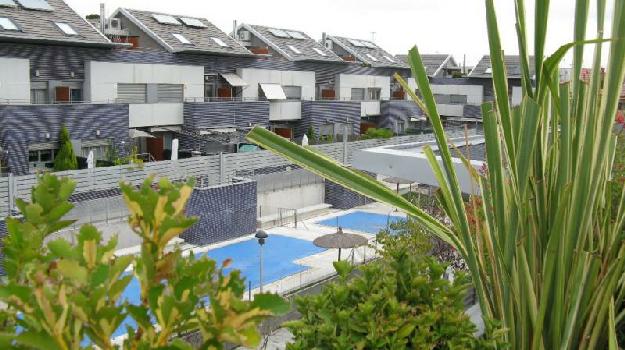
114 234 325 338
316 211 404 234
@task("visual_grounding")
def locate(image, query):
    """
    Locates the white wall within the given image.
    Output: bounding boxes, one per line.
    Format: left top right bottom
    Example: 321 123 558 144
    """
85 61 204 126
237 68 315 100
511 86 523 106
0 57 30 103
407 78 483 104
269 101 302 121
361 101 381 117
336 74 390 100
257 183 325 217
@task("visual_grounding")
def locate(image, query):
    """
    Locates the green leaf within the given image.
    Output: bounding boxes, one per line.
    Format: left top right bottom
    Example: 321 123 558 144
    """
251 293 290 315
47 239 78 259
15 331 62 350
333 260 353 278
57 259 88 284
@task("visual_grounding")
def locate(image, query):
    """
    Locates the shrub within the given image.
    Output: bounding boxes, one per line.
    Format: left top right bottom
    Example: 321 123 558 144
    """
0 174 286 349
362 127 393 139
285 232 500 349
53 126 78 172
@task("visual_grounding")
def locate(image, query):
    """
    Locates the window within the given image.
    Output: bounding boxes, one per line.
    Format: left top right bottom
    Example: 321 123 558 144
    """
0 17 18 31
268 28 289 38
434 94 451 104
117 83 147 103
282 86 302 100
70 89 82 103
28 145 57 172
397 121 405 134
368 88 381 100
55 22 78 36
366 53 379 62
15 0 52 11
313 47 327 57
450 94 468 104
81 141 110 160
288 45 302 54
204 74 217 101
152 14 181 25
351 88 365 101
172 33 192 45
319 123 335 137
179 17 207 28
31 89 48 104
157 84 184 103
287 31 305 39
211 37 228 47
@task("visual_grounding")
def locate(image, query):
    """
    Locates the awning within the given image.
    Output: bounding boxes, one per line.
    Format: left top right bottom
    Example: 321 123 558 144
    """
220 73 248 87
129 129 155 139
259 83 287 100
200 128 237 135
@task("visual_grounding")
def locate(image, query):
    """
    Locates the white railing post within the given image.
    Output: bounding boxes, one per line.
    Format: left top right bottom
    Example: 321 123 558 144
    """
8 172 15 214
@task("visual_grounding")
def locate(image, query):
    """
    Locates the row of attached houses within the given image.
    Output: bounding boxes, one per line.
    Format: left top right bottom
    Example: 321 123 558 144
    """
0 0 528 175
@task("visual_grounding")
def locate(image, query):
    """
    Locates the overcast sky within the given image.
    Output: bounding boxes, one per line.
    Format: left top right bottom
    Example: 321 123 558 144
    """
67 0 614 68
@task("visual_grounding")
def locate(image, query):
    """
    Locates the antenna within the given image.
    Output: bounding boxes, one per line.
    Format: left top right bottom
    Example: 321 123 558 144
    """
370 31 376 42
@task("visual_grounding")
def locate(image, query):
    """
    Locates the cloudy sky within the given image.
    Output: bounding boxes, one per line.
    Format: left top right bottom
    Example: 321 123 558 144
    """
67 0 613 68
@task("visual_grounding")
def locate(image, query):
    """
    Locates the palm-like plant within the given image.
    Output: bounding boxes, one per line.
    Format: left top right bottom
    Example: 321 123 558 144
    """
247 1 625 348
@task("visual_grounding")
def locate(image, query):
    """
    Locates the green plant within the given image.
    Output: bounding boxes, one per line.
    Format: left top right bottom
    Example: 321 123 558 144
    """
362 128 393 139
246 0 625 348
0 174 287 349
305 126 318 144
53 126 78 172
286 233 499 349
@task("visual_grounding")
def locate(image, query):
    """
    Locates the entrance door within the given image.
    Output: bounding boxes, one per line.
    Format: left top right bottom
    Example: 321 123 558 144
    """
146 137 164 161
274 127 293 140
55 86 70 103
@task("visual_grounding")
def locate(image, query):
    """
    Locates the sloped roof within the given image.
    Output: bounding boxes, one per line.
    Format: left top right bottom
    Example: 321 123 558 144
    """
469 55 536 78
241 24 343 63
0 0 112 46
396 54 458 76
117 8 251 56
327 35 408 69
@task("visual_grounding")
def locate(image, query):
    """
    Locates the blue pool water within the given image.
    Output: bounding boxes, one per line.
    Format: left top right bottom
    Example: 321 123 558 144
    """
113 234 325 338
316 211 404 234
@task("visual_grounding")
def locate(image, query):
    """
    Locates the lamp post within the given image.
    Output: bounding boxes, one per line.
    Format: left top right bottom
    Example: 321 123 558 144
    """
255 230 268 293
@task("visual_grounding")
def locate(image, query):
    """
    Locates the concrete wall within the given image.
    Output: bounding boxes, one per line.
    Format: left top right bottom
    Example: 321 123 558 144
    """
0 57 30 103
336 74 390 101
258 183 325 217
237 68 316 100
181 180 257 245
85 61 204 127
0 103 130 175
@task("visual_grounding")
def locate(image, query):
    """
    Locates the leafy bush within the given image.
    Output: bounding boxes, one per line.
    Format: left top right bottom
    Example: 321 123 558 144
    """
53 126 78 171
0 174 286 349
362 128 393 139
285 233 500 349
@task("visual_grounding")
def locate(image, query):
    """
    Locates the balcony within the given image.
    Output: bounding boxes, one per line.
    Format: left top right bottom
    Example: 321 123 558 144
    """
183 100 270 129
269 101 302 121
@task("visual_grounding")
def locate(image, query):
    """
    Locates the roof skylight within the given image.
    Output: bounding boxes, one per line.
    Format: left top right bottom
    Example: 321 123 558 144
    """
0 17 19 31
179 17 207 28
362 41 376 48
55 22 78 36
172 33 192 45
313 48 327 57
0 0 16 7
384 55 396 63
287 31 305 39
366 54 379 62
485 67 493 74
268 28 290 38
15 0 52 11
211 37 229 47
348 39 364 47
152 14 181 25
288 45 302 54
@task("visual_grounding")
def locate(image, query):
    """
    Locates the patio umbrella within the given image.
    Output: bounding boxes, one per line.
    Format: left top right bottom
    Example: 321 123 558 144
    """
302 134 309 146
384 176 414 194
313 227 368 261
171 138 179 161
86 150 95 169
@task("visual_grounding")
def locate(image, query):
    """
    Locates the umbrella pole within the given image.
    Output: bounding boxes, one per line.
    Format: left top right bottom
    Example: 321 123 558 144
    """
338 248 341 261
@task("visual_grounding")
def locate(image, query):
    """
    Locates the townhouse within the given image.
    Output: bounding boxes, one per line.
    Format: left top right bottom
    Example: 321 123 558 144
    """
0 0 474 176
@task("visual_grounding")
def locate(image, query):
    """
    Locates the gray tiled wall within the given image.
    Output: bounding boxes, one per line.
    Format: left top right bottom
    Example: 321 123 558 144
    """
0 103 130 175
379 100 424 133
181 180 257 245
297 100 361 138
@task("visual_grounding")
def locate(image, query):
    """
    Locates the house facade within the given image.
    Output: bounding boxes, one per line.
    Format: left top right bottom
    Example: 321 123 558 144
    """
0 0 479 175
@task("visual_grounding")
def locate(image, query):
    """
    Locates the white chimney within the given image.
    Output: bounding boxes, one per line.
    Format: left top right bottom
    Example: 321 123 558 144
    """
99 3 106 33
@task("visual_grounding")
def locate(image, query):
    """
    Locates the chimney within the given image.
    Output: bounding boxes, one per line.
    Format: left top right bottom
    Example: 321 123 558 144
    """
99 3 106 33
322 32 327 47
233 20 238 39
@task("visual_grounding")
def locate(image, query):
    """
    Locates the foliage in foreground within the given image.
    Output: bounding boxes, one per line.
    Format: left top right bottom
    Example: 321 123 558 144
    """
247 0 625 348
285 232 500 349
0 174 286 349
362 128 394 139
53 126 78 172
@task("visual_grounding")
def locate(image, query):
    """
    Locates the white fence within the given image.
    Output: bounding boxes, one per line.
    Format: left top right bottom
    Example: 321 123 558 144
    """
0 131 472 218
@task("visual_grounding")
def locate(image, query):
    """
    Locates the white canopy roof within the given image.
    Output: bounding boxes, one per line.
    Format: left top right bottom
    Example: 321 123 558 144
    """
259 83 287 100
220 73 248 87
129 129 155 139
